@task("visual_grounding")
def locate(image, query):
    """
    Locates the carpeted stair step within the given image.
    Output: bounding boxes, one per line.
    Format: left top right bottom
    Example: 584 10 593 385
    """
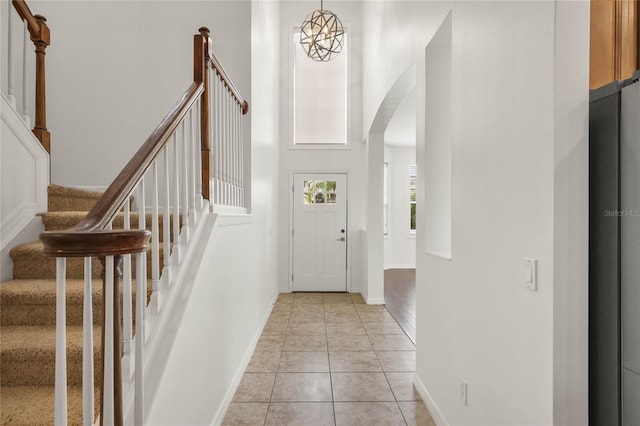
10 241 169 280
1 325 101 386
0 385 96 426
0 279 152 327
10 242 103 279
0 183 173 424
47 184 103 212
0 279 102 326
39 211 181 242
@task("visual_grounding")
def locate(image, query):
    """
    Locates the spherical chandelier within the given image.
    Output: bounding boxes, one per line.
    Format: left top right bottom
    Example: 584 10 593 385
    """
299 0 344 62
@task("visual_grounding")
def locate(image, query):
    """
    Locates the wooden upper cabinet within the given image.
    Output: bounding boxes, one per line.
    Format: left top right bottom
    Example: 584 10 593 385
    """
590 0 639 89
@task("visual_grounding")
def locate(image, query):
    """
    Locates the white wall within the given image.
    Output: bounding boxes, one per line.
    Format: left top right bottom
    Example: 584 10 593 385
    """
364 1 589 425
277 1 367 295
0 93 48 280
552 2 590 422
384 145 416 269
362 1 453 136
146 1 280 424
30 0 251 190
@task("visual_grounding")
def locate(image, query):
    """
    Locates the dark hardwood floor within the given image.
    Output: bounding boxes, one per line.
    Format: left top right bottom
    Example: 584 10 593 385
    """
384 268 416 344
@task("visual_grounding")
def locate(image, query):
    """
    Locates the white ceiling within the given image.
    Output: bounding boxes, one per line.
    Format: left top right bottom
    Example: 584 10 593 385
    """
384 87 416 147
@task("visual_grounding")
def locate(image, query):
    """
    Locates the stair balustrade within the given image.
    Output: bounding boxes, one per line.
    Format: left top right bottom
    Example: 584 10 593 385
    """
3 0 51 153
200 27 250 210
39 28 248 426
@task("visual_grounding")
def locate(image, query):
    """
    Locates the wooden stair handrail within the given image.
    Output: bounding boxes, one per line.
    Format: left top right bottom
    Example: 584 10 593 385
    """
11 0 51 153
11 0 43 40
39 26 249 258
40 81 203 257
200 27 249 115
40 229 151 257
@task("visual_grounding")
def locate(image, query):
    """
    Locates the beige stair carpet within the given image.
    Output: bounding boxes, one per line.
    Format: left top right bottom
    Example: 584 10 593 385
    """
1 185 164 425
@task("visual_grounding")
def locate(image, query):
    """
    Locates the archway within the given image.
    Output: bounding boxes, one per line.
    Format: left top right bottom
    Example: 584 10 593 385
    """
364 64 416 304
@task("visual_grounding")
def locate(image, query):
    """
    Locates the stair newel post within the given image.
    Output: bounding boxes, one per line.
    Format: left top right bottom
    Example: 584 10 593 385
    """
31 14 50 154
99 255 124 426
195 27 211 201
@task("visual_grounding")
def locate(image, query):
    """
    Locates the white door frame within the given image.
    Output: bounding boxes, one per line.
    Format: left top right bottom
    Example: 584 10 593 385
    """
288 169 351 292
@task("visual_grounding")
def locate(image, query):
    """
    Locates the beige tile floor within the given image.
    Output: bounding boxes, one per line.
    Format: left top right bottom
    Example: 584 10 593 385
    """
221 293 436 426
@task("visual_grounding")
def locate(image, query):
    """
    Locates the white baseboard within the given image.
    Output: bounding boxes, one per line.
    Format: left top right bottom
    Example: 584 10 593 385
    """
349 287 363 296
413 373 449 426
384 264 416 270
209 302 274 426
353 287 384 305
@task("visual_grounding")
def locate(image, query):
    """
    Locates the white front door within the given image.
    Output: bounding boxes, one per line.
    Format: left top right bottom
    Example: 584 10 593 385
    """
292 173 347 292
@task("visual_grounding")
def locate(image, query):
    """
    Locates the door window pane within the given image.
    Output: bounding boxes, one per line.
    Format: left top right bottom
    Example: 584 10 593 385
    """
304 180 337 204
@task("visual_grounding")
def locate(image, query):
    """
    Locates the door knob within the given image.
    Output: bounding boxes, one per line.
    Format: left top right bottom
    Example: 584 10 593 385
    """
337 237 346 242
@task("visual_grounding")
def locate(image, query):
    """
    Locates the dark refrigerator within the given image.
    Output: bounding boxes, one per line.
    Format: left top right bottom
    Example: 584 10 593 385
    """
589 70 640 426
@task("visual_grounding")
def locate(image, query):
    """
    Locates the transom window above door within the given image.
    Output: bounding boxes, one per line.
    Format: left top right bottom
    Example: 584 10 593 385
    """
292 30 348 146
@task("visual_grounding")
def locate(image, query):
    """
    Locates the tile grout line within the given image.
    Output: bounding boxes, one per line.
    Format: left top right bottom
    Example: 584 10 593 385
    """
223 293 423 425
325 300 338 426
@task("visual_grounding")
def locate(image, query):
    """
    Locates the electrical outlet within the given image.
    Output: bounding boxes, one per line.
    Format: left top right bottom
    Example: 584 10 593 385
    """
459 379 468 406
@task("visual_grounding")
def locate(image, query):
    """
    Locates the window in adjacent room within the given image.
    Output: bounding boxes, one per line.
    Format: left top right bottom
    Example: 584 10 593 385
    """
409 164 416 233
384 162 389 235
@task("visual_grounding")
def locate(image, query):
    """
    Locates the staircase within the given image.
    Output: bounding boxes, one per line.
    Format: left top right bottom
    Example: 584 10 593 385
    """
0 185 164 425
2 3 248 418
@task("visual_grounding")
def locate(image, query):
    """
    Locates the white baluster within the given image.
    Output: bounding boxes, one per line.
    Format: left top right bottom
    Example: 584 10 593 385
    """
82 258 94 426
54 257 68 426
213 75 219 206
181 121 190 243
240 103 245 208
122 198 133 380
7 7 16 107
188 109 197 225
102 256 115 425
231 98 236 207
213 77 219 206
238 102 242 206
22 19 30 127
231 95 236 206
209 66 218 204
135 180 146 425
229 94 234 206
218 81 227 204
233 101 240 206
163 148 171 282
224 90 230 205
195 101 203 205
151 163 161 312
136 179 148 320
172 134 181 264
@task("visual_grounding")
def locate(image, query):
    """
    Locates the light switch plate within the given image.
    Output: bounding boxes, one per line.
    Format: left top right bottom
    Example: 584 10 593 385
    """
459 378 468 406
524 258 537 291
